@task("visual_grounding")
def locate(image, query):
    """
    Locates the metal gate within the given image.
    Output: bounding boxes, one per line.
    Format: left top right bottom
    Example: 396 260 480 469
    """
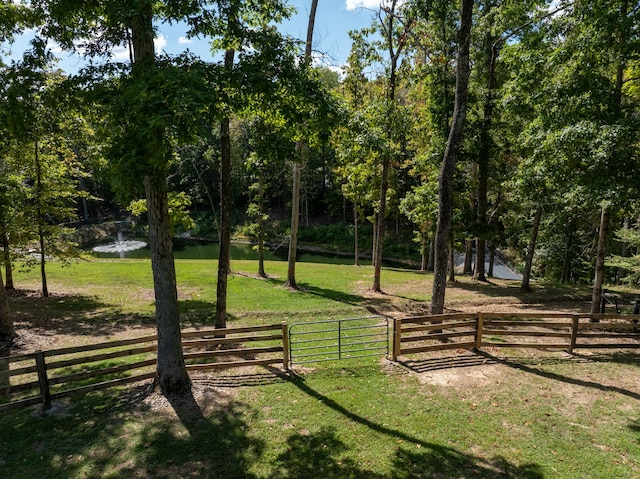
288 316 389 366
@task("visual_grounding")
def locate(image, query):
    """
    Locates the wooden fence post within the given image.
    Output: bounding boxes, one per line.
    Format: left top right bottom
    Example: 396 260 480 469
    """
474 313 484 352
281 322 290 370
35 351 52 410
569 314 579 354
392 318 402 361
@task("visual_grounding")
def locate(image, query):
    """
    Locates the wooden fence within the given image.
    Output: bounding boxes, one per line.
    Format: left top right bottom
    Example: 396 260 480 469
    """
0 322 289 412
392 312 640 361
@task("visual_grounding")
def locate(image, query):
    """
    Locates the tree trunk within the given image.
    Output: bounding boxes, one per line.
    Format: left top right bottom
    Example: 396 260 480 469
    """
1 211 14 290
474 13 497 283
372 158 389 292
354 202 360 266
590 208 610 315
488 242 495 277
3 240 13 290
521 205 542 291
448 233 455 283
371 217 377 266
285 0 318 289
144 173 190 394
257 169 266 278
216 48 235 329
617 216 630 284
463 240 473 275
430 0 474 314
0 262 12 342
133 2 190 395
420 232 428 272
286 158 301 289
35 141 48 298
427 235 435 272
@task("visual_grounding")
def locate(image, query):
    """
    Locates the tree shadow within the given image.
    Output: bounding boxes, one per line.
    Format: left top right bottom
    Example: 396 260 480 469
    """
449 280 592 307
284 373 544 479
10 289 154 341
0 382 266 479
178 299 241 327
477 350 640 401
298 283 394 309
398 351 498 374
629 418 640 443
267 426 383 479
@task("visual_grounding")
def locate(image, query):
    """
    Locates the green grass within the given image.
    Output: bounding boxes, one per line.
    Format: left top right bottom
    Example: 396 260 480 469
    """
1 358 639 478
2 258 639 478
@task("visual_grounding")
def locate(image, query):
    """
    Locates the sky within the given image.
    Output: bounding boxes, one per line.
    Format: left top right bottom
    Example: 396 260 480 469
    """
5 0 383 74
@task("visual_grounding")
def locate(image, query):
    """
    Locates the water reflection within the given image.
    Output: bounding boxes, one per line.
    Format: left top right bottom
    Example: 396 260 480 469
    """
90 238 365 266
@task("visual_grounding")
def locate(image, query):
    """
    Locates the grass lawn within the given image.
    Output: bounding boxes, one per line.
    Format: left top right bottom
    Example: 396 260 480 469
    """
1 259 639 478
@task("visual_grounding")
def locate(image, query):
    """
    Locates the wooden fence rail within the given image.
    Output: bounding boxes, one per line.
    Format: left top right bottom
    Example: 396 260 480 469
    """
0 322 289 412
392 312 640 361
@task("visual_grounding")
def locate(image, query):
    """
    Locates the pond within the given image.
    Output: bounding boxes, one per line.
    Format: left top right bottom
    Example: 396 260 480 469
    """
90 237 385 267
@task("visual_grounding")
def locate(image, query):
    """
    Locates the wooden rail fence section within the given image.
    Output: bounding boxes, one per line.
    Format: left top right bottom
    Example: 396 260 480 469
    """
0 323 288 412
392 312 640 360
2 313 638 412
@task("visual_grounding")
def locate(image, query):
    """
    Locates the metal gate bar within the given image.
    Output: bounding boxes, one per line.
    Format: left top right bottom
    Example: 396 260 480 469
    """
288 316 389 365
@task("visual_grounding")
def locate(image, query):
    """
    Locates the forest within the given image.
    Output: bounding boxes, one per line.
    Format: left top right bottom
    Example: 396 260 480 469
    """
1 0 639 394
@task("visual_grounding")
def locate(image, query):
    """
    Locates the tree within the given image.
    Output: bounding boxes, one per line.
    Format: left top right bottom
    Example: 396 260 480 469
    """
34 0 215 394
430 0 474 314
285 0 319 290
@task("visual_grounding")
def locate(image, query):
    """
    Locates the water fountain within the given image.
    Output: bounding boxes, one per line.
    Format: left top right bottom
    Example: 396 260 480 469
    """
92 229 147 257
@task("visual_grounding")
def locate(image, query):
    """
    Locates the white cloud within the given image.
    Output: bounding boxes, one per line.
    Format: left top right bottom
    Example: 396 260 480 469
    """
345 0 381 10
178 36 193 44
154 34 167 53
111 46 130 61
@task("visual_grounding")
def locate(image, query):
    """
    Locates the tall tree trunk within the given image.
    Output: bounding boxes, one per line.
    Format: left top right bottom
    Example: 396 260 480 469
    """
448 233 456 283
430 0 474 314
216 48 235 329
257 169 266 278
488 242 495 277
427 236 435 272
521 205 542 291
372 158 389 292
286 158 302 289
132 3 190 395
35 141 48 298
1 212 14 290
354 202 360 266
589 0 626 313
474 8 497 282
286 0 318 289
0 263 12 342
590 208 609 315
144 173 190 394
371 217 377 266
420 232 428 272
373 0 407 293
617 216 630 284
463 240 473 275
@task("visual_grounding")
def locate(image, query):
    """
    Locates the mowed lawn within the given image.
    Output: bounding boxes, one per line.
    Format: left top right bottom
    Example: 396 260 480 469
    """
1 259 639 478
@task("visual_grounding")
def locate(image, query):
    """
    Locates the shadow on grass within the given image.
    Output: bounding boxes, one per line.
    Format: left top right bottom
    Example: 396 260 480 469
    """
477 351 640 401
449 280 592 306
178 299 242 328
0 383 266 479
629 418 640 442
10 289 155 340
283 372 544 479
398 352 498 374
1 369 545 479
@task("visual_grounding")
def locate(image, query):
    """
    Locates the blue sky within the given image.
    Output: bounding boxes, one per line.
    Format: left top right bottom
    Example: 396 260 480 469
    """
5 0 381 74
155 0 379 72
